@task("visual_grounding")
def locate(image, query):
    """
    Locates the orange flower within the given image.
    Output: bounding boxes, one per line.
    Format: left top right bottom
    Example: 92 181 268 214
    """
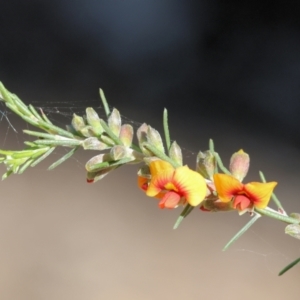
213 173 277 211
140 160 207 209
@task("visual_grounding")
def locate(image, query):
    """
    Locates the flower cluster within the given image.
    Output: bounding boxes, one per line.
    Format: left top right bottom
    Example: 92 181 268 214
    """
0 81 299 275
138 148 277 215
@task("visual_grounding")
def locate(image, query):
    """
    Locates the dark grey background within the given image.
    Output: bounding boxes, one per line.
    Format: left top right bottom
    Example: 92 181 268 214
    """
1 1 300 145
0 1 300 299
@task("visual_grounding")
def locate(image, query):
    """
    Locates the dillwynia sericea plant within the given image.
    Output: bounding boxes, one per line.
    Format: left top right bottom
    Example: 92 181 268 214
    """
0 81 299 276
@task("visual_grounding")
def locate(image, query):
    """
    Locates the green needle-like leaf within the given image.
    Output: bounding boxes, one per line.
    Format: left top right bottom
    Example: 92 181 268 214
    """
34 139 81 147
48 147 79 170
28 104 43 121
31 147 55 167
99 119 122 145
18 159 34 174
173 204 194 229
223 213 261 251
99 88 110 117
278 257 300 276
163 108 171 153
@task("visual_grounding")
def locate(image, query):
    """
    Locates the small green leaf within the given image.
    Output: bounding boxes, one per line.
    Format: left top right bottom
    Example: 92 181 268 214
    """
99 119 121 145
279 257 300 276
28 104 43 121
34 139 81 147
18 159 34 174
48 147 78 170
173 204 194 229
31 147 55 167
163 108 171 152
223 213 261 251
99 88 110 117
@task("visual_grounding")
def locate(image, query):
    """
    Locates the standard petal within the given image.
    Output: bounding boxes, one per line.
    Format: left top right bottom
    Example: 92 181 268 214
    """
213 173 243 203
173 166 207 206
244 181 277 209
149 160 174 176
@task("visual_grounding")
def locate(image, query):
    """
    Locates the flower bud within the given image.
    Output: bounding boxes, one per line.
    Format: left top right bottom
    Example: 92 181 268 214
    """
169 141 182 166
290 213 300 221
86 107 104 136
110 145 128 160
82 137 109 150
196 150 215 180
108 108 121 136
100 135 115 146
86 167 115 183
119 124 133 147
85 153 111 172
285 224 300 240
147 126 165 154
71 113 86 132
229 149 250 181
79 126 95 138
137 123 152 156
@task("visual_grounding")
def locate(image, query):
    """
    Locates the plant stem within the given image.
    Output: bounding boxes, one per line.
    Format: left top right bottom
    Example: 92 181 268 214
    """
143 142 180 168
255 207 299 224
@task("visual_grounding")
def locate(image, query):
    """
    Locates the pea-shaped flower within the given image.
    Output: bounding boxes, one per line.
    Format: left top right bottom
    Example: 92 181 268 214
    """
213 173 277 211
140 160 207 209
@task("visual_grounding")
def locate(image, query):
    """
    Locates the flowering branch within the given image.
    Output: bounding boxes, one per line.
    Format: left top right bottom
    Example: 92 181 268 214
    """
0 81 299 275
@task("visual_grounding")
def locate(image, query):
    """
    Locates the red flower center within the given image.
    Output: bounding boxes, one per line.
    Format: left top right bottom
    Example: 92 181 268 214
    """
233 194 251 211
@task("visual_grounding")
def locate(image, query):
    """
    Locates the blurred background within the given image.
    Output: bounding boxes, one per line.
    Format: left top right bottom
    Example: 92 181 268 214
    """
0 1 300 299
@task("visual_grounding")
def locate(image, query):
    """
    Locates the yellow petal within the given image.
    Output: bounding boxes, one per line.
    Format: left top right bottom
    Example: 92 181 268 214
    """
173 166 207 206
244 181 277 209
149 160 174 176
146 168 175 197
213 173 243 203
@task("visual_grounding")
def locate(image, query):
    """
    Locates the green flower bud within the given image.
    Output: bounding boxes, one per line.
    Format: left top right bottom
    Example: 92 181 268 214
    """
169 141 182 166
110 145 128 160
196 150 216 180
86 107 104 136
119 124 133 147
290 213 300 221
285 224 300 240
85 153 111 172
82 137 109 150
100 135 115 146
86 167 116 183
71 113 86 132
137 123 152 156
147 126 165 154
229 149 250 181
108 108 121 136
79 126 95 138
